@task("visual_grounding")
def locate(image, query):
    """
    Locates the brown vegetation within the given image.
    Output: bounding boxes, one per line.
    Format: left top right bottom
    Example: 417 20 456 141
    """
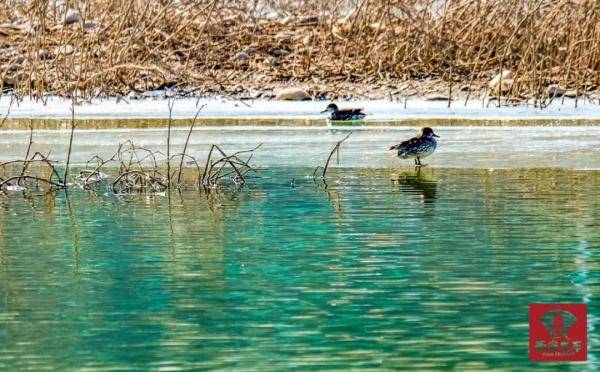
0 0 598 103
0 102 262 193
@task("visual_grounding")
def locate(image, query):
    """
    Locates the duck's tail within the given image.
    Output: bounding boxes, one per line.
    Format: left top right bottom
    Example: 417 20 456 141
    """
389 144 400 150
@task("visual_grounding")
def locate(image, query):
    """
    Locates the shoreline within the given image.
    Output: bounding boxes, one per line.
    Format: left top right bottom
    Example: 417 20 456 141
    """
1 95 600 122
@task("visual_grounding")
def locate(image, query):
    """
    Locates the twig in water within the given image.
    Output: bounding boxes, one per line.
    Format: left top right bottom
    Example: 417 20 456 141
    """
201 144 262 189
18 124 34 185
177 104 206 185
63 103 77 185
166 98 174 185
111 170 167 194
313 132 352 179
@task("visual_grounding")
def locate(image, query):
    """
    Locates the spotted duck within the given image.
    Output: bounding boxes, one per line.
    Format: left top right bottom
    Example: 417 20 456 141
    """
390 127 439 166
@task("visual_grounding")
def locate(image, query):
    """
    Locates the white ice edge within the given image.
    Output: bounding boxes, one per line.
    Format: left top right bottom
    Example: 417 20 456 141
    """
2 125 599 170
1 95 600 120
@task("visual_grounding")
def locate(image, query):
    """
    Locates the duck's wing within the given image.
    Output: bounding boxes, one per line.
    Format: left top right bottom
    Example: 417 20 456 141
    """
389 137 418 151
336 108 366 120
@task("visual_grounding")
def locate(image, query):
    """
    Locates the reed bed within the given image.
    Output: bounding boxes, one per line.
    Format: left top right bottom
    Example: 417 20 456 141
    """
0 134 263 194
0 100 263 194
0 98 353 195
0 0 597 103
0 127 346 195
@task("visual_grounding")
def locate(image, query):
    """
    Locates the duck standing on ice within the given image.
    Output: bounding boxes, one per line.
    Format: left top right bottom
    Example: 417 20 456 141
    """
321 103 366 121
390 127 439 166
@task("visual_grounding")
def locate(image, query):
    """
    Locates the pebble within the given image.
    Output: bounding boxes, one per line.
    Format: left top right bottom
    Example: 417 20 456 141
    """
64 9 81 25
37 49 50 59
271 49 289 57
232 51 250 62
546 84 565 98
275 87 311 101
13 54 26 64
54 44 75 56
424 93 450 101
302 34 313 46
488 69 512 90
275 31 296 39
489 78 513 94
298 16 319 26
83 21 101 31
564 89 578 98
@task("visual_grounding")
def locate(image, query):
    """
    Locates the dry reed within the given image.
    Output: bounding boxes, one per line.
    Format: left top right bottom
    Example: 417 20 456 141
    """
0 0 596 102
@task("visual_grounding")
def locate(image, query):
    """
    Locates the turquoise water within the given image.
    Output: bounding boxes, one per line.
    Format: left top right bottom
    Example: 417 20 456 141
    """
0 167 598 370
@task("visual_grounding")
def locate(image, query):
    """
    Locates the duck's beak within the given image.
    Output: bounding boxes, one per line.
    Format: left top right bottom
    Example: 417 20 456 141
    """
320 109 328 113
433 134 440 138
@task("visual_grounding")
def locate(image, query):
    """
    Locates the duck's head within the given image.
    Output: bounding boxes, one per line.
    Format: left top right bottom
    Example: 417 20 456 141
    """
419 127 439 138
320 103 339 113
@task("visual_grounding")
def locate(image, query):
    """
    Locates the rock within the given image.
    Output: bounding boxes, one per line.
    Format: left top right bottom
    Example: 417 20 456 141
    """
298 16 319 26
37 49 50 59
243 46 258 54
54 44 74 56
280 16 294 25
64 9 81 25
271 49 289 57
275 87 311 101
302 34 314 46
94 49 106 58
424 93 450 101
564 89 578 98
274 31 296 40
546 84 565 98
232 51 250 62
489 76 513 94
488 69 512 90
83 21 101 31
13 54 26 64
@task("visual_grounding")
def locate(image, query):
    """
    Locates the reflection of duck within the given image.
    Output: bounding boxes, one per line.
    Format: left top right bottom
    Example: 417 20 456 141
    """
390 168 437 203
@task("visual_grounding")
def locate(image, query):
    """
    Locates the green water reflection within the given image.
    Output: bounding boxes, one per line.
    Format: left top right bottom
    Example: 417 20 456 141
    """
0 168 598 370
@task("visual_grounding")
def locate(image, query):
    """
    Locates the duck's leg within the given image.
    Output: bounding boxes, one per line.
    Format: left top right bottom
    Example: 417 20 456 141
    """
416 157 427 167
414 158 418 165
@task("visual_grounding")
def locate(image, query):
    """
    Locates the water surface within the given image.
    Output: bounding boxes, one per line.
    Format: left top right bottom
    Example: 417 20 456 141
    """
0 167 597 370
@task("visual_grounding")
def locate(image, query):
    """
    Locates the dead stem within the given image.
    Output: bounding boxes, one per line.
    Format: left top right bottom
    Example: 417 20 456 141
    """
314 132 352 179
177 104 206 185
166 99 174 185
63 103 76 185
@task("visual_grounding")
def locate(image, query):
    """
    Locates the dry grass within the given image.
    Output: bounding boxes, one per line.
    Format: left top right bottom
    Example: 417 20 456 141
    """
0 0 598 102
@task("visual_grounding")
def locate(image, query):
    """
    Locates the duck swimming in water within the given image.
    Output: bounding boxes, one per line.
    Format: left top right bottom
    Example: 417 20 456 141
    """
390 127 439 166
321 103 366 121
